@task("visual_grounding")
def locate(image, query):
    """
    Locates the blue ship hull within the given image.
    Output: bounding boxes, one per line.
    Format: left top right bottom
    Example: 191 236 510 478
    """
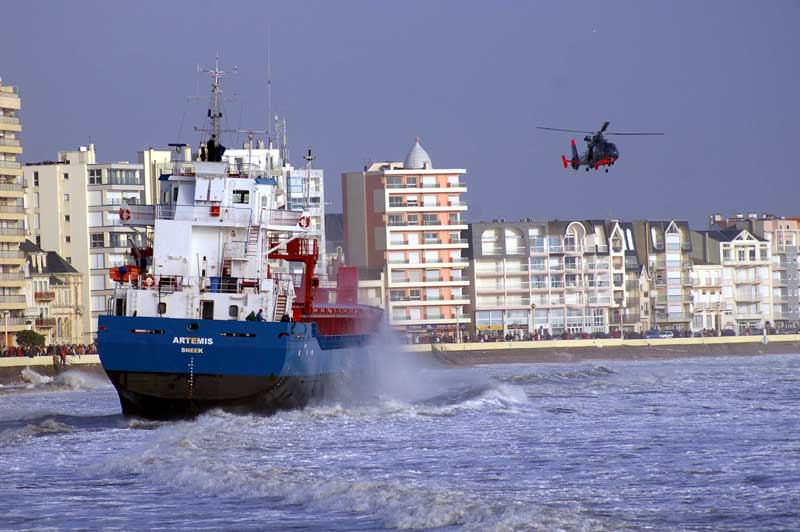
97 316 372 419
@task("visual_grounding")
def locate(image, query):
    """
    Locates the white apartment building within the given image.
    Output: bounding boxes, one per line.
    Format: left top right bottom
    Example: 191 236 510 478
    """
690 263 723 332
0 81 29 344
468 219 646 338
342 139 471 341
25 145 152 340
692 229 773 333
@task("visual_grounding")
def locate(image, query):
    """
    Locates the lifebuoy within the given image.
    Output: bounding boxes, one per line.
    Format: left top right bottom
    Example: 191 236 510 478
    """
119 207 132 221
143 275 156 288
298 216 310 229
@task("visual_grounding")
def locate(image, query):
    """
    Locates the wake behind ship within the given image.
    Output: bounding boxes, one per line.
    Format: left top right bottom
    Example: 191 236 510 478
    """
97 60 382 419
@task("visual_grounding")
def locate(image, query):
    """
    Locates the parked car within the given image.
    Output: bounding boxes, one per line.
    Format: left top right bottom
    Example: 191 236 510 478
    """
644 329 661 339
590 332 609 339
625 331 644 339
721 329 736 337
658 330 674 339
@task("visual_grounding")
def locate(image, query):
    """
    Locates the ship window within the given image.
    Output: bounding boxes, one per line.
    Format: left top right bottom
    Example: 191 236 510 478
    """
172 186 179 202
232 190 250 204
228 305 239 318
158 302 167 314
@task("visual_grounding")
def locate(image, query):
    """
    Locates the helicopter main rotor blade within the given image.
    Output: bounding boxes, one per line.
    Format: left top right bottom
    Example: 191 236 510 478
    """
599 121 610 133
605 131 664 136
537 126 595 134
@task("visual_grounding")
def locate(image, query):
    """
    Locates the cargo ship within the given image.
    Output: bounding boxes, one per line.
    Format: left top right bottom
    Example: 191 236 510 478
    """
97 60 383 419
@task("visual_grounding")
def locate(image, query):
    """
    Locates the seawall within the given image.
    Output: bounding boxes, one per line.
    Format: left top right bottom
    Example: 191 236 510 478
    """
403 334 800 366
0 355 105 385
2 336 798 384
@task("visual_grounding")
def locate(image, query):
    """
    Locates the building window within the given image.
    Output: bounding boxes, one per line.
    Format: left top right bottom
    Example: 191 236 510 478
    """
63 193 70 202
35 236 41 246
33 171 39 186
65 215 71 222
232 190 250 204
407 214 418 226
90 234 104 248
66 257 71 264
388 196 403 208
88 169 102 185
109 233 125 248
388 214 404 226
65 236 71 243
63 173 69 180
405 176 418 188
423 214 439 226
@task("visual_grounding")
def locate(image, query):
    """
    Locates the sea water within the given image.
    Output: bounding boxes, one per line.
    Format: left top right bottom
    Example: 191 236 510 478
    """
0 355 798 531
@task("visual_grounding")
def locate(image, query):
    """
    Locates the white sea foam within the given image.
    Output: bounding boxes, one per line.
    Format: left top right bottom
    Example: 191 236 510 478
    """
53 369 108 390
20 367 53 386
93 416 605 531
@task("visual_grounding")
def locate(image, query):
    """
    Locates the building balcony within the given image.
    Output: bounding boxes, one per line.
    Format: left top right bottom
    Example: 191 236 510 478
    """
34 291 56 302
653 313 691 322
0 116 21 127
388 278 470 288
0 294 27 309
35 317 56 329
0 161 21 170
0 205 24 220
0 250 24 264
0 181 25 197
0 271 25 287
390 297 470 307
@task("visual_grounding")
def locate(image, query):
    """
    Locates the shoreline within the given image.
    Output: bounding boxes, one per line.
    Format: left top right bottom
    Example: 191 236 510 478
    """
406 334 800 366
1 336 798 384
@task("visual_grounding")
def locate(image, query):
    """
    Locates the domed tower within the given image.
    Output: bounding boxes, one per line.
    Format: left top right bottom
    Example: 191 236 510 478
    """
403 137 433 169
342 135 470 343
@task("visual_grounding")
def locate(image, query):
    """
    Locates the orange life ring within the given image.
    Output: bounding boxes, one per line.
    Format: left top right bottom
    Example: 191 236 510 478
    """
143 275 156 288
298 216 310 229
119 207 132 221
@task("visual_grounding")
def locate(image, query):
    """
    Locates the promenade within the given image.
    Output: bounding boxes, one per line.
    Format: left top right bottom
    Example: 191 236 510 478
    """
409 334 800 365
2 335 798 384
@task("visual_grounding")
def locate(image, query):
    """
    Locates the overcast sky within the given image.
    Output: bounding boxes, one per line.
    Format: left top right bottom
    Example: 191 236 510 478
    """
3 1 798 227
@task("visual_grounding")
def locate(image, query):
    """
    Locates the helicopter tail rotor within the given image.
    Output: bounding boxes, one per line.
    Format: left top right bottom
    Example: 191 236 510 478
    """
570 139 580 170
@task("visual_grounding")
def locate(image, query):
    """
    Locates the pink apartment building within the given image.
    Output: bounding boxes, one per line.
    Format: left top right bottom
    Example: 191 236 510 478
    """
342 138 471 341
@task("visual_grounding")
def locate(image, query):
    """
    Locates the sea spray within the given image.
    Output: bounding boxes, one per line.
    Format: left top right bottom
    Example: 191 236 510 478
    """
20 367 53 386
320 324 496 407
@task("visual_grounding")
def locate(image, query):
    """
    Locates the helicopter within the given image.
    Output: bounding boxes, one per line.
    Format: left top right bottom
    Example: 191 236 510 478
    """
537 122 663 172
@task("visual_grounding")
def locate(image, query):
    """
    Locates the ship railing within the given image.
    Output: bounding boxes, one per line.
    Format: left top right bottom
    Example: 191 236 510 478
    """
259 208 303 228
156 204 252 225
121 274 268 295
157 161 277 179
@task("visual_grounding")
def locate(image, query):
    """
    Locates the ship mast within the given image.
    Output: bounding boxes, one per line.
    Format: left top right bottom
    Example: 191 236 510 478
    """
197 53 237 141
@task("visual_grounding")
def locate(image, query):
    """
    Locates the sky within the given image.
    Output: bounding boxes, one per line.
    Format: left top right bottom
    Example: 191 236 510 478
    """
3 1 799 228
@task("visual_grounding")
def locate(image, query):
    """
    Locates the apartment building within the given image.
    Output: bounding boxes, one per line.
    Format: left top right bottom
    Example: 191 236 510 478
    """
287 167 327 276
342 138 470 341
24 145 151 339
21 240 83 344
0 80 29 344
467 219 647 338
690 263 724 332
710 213 800 330
632 221 694 331
691 229 773 333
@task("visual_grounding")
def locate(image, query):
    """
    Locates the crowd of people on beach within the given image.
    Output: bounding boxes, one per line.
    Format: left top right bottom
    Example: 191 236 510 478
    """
0 343 97 366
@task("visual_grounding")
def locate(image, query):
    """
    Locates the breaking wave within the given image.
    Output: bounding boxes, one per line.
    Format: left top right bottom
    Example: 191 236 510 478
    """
92 406 609 531
16 367 108 391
